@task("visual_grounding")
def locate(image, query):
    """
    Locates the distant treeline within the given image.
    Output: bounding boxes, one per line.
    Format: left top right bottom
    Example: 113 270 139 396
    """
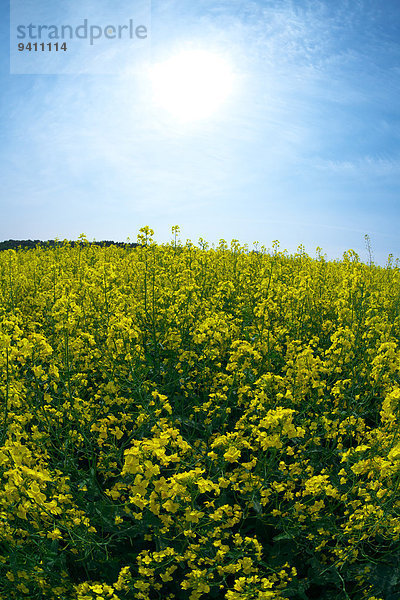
0 239 140 251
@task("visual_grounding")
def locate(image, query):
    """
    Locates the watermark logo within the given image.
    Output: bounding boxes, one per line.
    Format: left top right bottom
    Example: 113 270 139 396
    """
16 20 148 46
10 0 151 74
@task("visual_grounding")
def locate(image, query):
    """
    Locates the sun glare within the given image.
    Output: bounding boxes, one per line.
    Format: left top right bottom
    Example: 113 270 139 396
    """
150 49 235 122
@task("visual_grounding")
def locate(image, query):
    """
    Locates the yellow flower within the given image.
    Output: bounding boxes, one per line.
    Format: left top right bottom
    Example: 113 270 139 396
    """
224 447 241 463
47 528 62 540
163 499 179 513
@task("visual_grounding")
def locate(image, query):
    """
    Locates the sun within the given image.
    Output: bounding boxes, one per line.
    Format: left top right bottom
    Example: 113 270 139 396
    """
149 49 235 122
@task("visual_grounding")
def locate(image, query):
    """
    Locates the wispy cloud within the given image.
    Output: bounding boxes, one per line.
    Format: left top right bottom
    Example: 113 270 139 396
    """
314 156 400 176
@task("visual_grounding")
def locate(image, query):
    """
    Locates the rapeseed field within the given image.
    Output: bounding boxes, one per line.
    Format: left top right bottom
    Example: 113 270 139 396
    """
0 227 399 600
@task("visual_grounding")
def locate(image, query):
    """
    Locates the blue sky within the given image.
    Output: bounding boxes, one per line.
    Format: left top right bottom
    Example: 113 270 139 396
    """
1 0 400 264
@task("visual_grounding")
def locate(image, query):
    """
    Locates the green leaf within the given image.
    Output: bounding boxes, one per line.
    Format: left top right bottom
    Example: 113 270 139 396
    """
273 533 293 541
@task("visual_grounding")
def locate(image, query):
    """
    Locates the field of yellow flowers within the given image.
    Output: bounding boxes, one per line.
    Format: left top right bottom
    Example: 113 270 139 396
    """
0 226 399 600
